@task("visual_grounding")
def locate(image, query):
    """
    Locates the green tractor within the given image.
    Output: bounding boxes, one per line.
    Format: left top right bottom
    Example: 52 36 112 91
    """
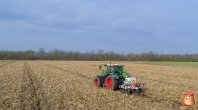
94 62 143 94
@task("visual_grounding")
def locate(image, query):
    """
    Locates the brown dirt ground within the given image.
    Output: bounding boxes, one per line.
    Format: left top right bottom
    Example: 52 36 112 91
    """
0 61 198 110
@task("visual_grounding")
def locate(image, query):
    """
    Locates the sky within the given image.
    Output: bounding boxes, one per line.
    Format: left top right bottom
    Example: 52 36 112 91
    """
0 0 198 54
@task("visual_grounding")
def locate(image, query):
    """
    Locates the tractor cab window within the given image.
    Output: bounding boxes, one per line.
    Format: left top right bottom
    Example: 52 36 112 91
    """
114 66 123 73
106 65 123 73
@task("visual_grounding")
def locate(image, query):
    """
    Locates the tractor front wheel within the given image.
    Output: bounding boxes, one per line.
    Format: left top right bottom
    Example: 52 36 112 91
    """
105 75 118 90
94 76 103 87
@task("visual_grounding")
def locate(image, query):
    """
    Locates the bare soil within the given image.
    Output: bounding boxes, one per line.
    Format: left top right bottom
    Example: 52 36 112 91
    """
0 61 197 110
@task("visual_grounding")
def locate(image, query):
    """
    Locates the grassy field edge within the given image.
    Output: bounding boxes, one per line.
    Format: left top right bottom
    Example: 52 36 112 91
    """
141 61 198 66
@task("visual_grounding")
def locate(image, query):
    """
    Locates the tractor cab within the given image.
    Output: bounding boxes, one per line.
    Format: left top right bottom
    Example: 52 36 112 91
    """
99 63 130 79
105 64 123 73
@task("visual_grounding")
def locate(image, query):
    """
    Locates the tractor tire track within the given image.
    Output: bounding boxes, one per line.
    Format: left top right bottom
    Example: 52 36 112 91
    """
20 61 51 110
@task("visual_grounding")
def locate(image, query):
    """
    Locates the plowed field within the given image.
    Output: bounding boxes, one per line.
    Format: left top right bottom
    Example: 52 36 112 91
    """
0 61 198 110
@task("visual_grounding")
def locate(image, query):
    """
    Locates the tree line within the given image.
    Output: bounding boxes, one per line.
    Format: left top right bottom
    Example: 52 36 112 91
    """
0 48 198 62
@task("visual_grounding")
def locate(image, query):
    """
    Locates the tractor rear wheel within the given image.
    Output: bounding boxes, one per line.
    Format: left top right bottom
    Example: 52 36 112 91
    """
94 76 103 87
105 75 118 90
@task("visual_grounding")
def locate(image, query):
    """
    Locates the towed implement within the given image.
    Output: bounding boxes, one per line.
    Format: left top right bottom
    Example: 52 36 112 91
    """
94 62 143 95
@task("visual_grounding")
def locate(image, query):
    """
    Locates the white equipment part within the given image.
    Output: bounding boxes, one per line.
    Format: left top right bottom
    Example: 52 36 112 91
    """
124 77 136 85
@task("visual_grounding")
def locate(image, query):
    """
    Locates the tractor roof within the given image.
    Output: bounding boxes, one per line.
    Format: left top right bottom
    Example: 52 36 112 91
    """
105 64 124 66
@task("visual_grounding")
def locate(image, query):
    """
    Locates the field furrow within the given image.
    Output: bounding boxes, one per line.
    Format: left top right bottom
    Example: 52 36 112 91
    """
20 61 51 110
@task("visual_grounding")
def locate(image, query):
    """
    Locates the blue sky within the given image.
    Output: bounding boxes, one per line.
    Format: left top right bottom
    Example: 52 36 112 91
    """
0 0 198 54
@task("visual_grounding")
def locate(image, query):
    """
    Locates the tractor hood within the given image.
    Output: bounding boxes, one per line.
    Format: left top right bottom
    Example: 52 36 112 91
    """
122 72 131 78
